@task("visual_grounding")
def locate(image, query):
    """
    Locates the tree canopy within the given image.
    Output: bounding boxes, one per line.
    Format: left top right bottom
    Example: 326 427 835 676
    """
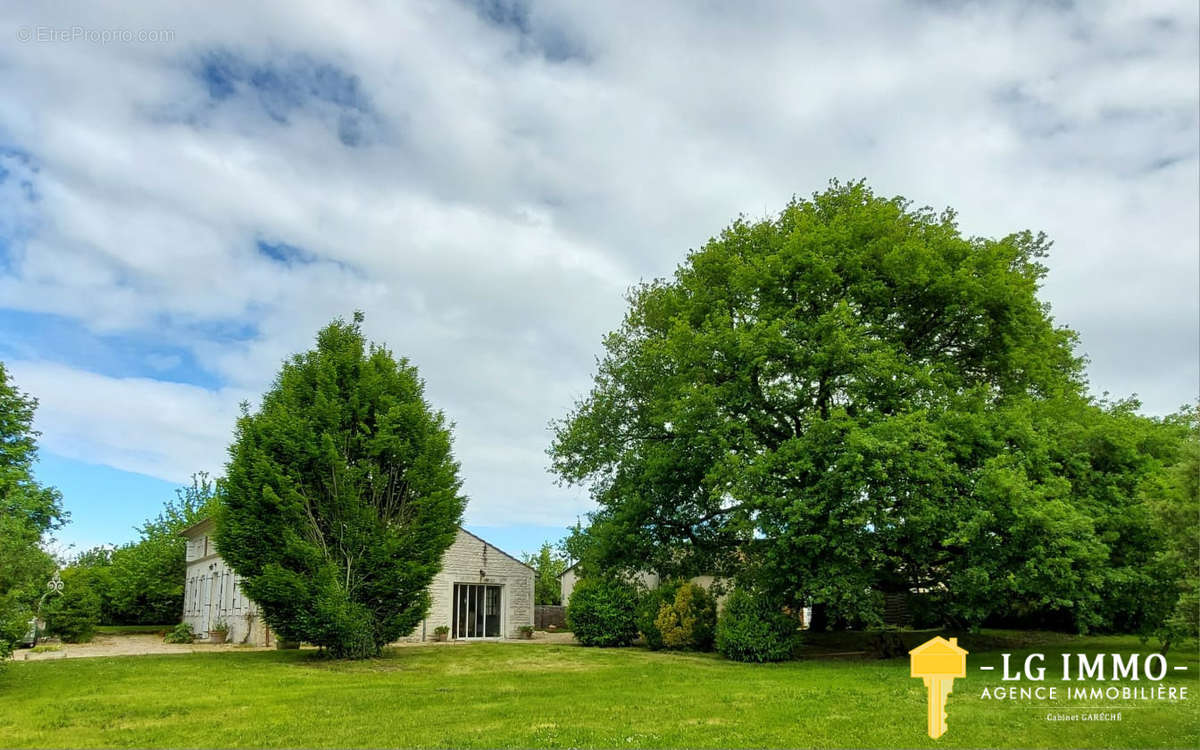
0 362 65 658
550 181 1191 633
216 313 466 657
523 542 567 605
70 473 220 625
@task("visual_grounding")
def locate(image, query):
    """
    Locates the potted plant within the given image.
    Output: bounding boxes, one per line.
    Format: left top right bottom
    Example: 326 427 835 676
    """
518 625 534 640
433 625 450 642
209 621 230 644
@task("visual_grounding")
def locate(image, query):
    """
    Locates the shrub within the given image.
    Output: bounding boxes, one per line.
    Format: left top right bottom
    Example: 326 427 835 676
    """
715 588 798 663
164 623 195 644
654 582 717 651
42 570 101 643
636 580 681 650
567 577 639 647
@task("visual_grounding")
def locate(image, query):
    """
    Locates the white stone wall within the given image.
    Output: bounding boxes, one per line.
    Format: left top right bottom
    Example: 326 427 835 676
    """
181 524 533 645
559 565 661 606
181 522 269 645
560 567 727 608
407 529 535 641
560 564 578 605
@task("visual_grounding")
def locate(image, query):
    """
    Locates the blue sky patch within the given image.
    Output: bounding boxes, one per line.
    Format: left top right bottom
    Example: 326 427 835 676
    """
0 309 236 390
190 50 376 145
34 451 183 551
256 239 315 266
464 0 588 63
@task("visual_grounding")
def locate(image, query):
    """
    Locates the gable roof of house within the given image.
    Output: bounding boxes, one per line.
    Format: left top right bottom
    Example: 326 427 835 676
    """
456 526 536 572
178 517 214 538
180 518 535 573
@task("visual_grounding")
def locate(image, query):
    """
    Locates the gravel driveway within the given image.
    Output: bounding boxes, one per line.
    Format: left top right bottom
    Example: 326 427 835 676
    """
12 630 578 661
12 633 272 661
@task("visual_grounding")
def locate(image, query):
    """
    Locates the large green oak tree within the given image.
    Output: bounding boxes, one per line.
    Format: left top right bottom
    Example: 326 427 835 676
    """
550 181 1190 634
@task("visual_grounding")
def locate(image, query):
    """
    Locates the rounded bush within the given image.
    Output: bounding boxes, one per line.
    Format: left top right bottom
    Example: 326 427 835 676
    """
567 577 639 647
654 582 717 651
164 623 195 644
42 570 101 643
715 588 798 663
636 580 681 650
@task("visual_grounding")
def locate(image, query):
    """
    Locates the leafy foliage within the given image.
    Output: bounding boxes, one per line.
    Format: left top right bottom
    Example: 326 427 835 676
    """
216 313 466 658
0 362 65 659
635 579 680 650
715 588 797 662
522 542 567 605
1145 408 1200 648
549 181 1187 634
163 622 195 644
653 582 716 651
42 567 101 643
67 474 219 625
567 577 639 647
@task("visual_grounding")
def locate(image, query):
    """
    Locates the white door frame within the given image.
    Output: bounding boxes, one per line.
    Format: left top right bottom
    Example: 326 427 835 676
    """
451 582 504 639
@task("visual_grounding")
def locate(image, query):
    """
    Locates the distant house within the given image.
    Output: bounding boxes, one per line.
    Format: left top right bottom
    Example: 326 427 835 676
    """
558 561 723 605
559 563 815 625
181 519 534 645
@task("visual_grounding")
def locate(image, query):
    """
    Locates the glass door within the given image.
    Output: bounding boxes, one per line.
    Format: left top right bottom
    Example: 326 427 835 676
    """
452 584 502 638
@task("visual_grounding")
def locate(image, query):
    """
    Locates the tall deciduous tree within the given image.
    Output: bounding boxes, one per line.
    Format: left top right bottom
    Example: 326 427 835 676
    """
0 362 64 658
1145 407 1200 649
550 181 1179 632
68 473 220 626
523 542 567 605
216 314 466 658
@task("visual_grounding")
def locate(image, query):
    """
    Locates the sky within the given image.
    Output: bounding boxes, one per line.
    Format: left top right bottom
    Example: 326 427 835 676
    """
1 0 1197 560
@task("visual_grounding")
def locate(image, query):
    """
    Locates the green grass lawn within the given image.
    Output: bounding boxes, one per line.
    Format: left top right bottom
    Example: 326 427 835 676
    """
1 631 1195 748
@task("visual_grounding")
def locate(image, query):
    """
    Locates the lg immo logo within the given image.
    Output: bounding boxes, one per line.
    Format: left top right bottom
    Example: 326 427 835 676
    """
909 636 1192 740
909 636 968 739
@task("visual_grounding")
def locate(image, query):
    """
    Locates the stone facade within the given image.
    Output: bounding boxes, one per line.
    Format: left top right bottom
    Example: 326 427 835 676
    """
181 519 270 645
406 528 535 641
559 563 580 606
181 522 534 645
559 563 726 607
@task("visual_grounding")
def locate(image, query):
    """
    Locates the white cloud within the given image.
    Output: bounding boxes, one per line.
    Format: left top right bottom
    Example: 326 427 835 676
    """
0 0 1196 532
6 360 244 483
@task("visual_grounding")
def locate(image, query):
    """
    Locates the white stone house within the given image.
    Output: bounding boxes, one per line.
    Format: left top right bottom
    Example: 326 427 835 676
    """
181 519 534 644
559 565 808 625
558 562 721 605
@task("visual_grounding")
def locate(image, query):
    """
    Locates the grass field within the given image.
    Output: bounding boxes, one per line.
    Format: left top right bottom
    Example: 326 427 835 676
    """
1 631 1195 748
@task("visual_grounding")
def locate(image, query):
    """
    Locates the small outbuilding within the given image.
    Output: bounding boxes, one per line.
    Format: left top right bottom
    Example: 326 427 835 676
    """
181 520 534 644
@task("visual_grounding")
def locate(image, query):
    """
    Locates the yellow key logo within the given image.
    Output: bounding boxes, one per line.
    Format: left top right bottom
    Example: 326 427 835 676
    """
910 636 968 739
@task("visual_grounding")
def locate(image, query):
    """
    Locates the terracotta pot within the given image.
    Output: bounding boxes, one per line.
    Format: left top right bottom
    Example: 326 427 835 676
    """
209 631 228 644
434 632 448 642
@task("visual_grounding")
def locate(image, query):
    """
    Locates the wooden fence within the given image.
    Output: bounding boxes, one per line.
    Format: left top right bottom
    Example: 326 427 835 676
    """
534 604 567 629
